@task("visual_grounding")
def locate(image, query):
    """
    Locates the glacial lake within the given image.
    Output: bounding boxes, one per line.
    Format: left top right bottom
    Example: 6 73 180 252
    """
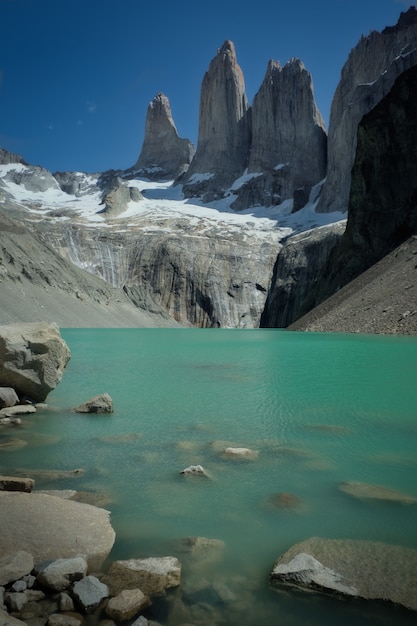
2 328 417 625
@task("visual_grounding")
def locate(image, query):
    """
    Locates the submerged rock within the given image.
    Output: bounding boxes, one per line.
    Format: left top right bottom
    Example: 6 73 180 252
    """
223 446 258 460
270 537 417 611
72 393 113 414
339 481 417 504
102 556 181 596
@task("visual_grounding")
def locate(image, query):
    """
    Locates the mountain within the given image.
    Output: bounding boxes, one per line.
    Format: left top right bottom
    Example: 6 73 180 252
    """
180 40 326 212
1 8 417 333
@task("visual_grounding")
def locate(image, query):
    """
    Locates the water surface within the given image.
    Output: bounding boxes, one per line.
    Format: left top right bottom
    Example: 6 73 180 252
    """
2 329 417 625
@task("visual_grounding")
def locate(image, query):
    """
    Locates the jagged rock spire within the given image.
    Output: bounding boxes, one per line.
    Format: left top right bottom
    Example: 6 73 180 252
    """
135 92 194 180
232 57 327 211
181 40 251 200
249 58 326 183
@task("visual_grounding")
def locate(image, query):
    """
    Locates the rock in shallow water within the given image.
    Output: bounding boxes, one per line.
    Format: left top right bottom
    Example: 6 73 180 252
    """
339 481 417 504
270 537 417 611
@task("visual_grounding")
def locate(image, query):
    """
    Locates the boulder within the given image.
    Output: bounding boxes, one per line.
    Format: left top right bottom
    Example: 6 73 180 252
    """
0 607 26 626
0 476 34 492
72 575 109 612
102 556 181 596
338 481 417 504
37 557 88 591
72 393 113 414
223 447 258 460
179 464 209 477
47 614 84 626
0 387 18 408
270 537 417 611
173 536 225 564
0 492 115 571
0 551 34 586
105 588 151 621
0 404 36 416
0 322 70 402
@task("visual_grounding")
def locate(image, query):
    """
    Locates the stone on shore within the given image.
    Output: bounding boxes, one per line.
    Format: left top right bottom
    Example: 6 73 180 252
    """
0 322 71 402
102 556 181 596
0 475 34 492
0 387 19 408
105 589 151 621
0 404 36 417
339 481 417 504
72 575 109 612
0 492 115 571
0 551 34 586
270 537 417 611
37 557 88 592
72 393 113 414
0 607 27 626
47 614 84 626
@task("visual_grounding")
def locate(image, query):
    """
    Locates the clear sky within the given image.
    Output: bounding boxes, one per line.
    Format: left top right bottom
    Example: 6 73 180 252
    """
0 0 413 173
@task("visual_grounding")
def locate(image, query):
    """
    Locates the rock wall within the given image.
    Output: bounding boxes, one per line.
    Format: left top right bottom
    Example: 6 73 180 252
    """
260 222 345 328
44 223 279 329
301 62 417 312
317 6 417 214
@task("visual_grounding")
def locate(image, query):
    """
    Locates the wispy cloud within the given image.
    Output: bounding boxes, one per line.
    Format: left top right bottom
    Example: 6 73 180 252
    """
86 100 97 114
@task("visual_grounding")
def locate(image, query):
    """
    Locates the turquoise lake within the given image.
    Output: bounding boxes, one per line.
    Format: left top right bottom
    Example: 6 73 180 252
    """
2 328 417 625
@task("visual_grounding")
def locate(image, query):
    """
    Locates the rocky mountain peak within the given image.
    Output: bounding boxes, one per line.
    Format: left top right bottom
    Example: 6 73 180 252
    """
232 56 327 211
180 40 251 201
134 92 195 180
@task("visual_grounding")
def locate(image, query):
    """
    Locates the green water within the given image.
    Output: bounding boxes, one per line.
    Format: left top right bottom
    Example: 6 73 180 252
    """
2 329 417 625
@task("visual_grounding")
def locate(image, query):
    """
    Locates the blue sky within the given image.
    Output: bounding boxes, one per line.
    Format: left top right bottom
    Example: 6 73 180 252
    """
0 0 413 173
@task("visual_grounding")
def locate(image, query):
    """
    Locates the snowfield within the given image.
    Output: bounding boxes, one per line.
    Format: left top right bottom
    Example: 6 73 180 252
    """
0 163 346 245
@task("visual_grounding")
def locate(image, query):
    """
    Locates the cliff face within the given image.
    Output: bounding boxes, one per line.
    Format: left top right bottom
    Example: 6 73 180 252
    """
303 63 417 311
181 41 251 201
134 93 195 180
317 6 417 214
232 59 326 211
260 222 345 328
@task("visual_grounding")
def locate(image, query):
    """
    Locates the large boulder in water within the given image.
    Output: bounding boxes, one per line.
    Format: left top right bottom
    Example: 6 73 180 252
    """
0 492 115 571
270 537 417 611
0 322 70 402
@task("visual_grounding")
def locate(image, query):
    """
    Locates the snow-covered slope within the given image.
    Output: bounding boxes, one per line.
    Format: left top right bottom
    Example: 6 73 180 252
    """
0 161 345 328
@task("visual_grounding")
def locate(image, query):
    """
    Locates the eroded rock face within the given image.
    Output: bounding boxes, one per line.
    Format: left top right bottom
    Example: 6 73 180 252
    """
233 59 327 211
182 41 251 200
135 92 195 180
0 322 71 402
260 221 346 328
318 6 417 214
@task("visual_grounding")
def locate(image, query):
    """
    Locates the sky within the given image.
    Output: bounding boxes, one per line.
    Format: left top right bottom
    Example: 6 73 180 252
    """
0 0 413 173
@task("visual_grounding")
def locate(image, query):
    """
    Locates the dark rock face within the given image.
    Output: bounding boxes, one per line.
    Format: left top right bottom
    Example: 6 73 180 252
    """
260 222 345 328
317 6 417 214
181 41 251 200
134 92 195 180
0 148 27 166
232 59 326 211
300 63 417 314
